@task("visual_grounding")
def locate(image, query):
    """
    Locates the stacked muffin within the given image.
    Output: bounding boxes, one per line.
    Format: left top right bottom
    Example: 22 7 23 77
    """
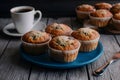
76 4 95 21
89 9 112 27
111 3 120 14
76 2 120 30
94 2 112 10
112 12 120 30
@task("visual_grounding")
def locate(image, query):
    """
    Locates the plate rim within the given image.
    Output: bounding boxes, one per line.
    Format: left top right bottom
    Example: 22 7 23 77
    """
3 23 23 37
3 22 46 37
20 41 104 69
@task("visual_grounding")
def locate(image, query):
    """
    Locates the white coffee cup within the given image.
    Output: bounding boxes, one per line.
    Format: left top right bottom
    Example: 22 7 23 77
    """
10 6 42 34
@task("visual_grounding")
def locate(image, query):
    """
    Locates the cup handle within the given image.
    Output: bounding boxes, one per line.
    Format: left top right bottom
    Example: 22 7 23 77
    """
33 10 42 27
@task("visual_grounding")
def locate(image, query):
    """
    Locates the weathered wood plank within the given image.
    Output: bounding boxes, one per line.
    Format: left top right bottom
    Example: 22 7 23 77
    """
0 39 31 80
66 67 88 80
0 19 11 56
115 35 120 46
87 35 120 80
109 35 120 80
0 36 9 56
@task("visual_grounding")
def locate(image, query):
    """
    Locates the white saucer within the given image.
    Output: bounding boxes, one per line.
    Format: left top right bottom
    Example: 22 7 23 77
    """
3 21 46 37
83 20 99 30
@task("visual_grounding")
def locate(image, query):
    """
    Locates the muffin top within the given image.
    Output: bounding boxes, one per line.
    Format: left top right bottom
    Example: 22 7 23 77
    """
22 31 51 44
111 3 120 14
45 23 72 36
113 12 120 20
95 2 112 10
71 28 100 41
49 36 80 50
76 4 95 12
90 9 112 17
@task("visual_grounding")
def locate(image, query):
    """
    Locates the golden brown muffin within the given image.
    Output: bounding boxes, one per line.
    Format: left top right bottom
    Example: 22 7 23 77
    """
71 28 100 41
76 4 95 12
49 36 79 50
45 23 72 37
75 4 96 21
110 3 120 14
48 36 80 63
21 30 51 55
89 9 113 27
90 9 112 17
95 2 112 10
112 12 120 30
22 31 50 44
71 28 100 52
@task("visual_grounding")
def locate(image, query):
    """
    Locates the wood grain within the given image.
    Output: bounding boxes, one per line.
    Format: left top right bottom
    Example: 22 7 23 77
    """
0 18 120 80
87 35 120 80
0 19 11 56
0 40 31 80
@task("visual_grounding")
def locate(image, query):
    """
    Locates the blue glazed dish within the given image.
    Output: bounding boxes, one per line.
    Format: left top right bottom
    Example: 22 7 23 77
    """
20 41 104 69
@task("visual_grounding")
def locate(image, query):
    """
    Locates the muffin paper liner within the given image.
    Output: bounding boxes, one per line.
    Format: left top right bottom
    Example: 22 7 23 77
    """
112 18 120 30
79 36 100 52
48 42 81 63
89 15 112 27
21 37 52 55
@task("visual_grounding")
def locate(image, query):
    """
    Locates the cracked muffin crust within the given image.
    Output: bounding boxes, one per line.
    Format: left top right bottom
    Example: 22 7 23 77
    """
45 23 72 37
49 36 80 51
22 30 51 44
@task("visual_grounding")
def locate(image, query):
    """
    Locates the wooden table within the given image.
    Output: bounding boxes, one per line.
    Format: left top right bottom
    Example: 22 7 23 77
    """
0 18 120 80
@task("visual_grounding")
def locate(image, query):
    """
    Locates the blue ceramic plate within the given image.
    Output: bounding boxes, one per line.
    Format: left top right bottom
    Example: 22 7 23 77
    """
20 42 103 69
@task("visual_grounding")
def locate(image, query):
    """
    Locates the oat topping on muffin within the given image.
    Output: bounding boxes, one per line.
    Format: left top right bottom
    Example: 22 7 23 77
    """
76 4 95 12
45 23 72 36
22 31 50 44
71 28 100 41
71 28 100 52
95 2 112 10
90 9 112 17
49 36 80 50
49 23 64 30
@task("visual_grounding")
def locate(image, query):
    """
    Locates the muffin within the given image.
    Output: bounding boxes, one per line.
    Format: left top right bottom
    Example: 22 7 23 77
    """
95 2 112 10
112 12 120 30
89 9 113 27
110 3 120 14
48 36 81 63
71 28 100 52
45 23 72 37
21 30 51 55
75 4 96 21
